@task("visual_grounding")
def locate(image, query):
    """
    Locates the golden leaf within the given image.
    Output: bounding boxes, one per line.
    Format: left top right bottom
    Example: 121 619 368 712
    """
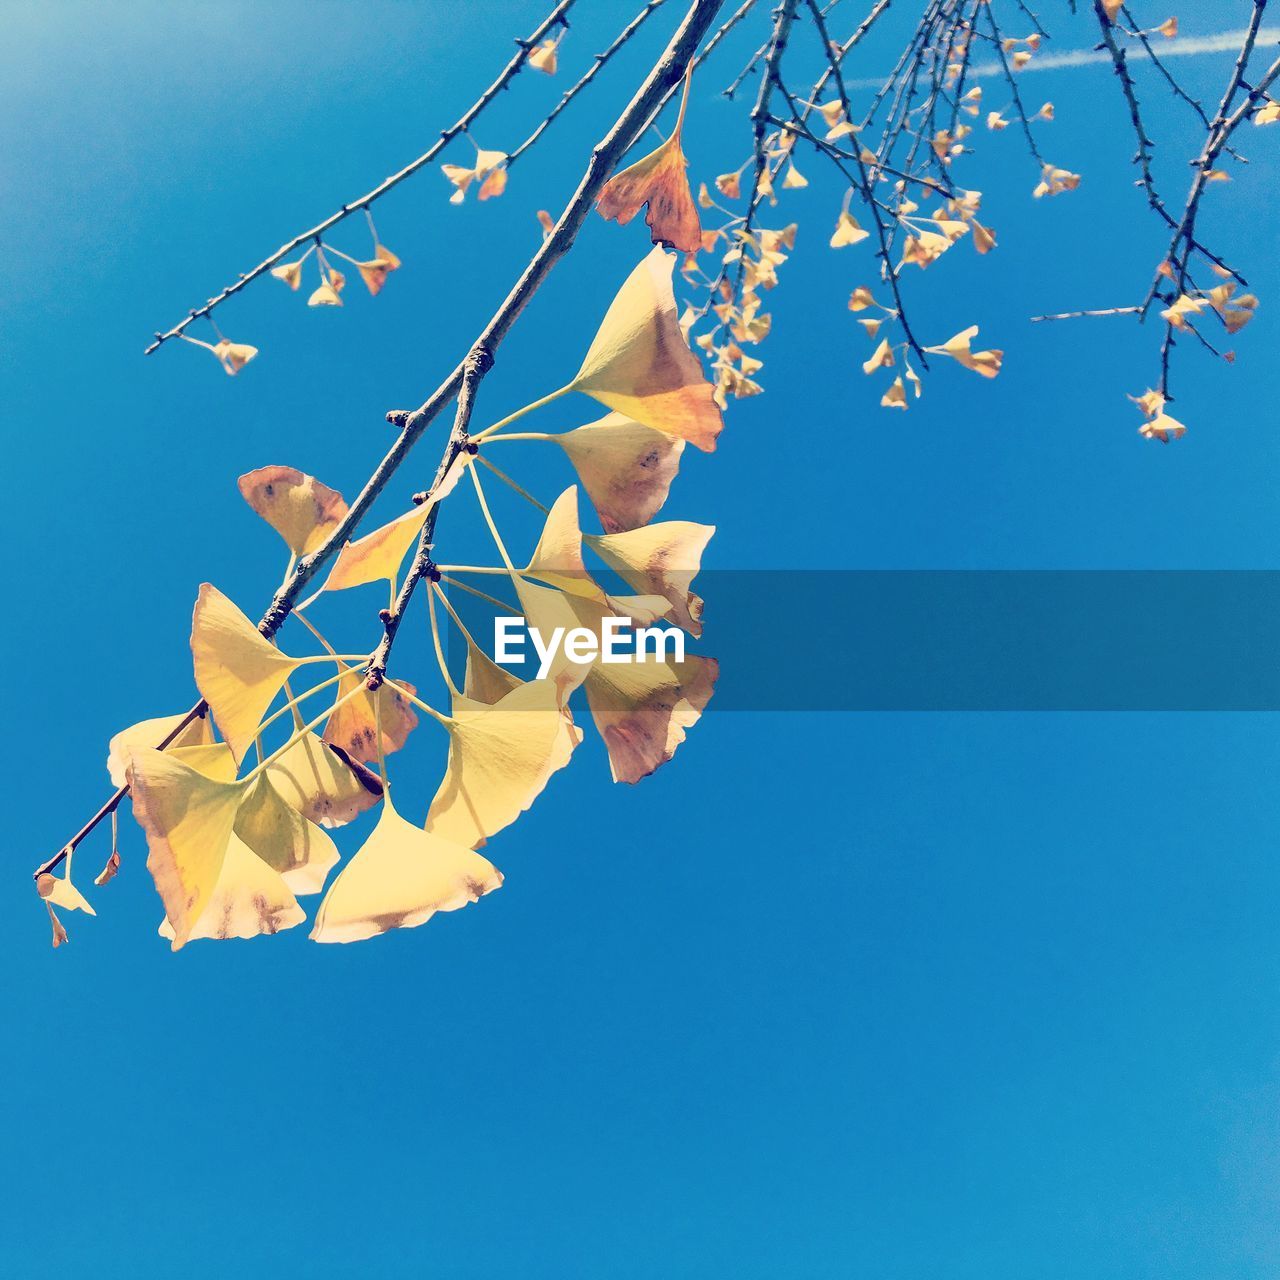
270 259 304 290
234 773 340 895
552 412 685 533
237 465 348 557
36 869 96 916
267 731 383 829
585 519 714 637
880 377 908 410
190 584 301 766
830 211 869 248
322 666 419 764
212 339 257 375
596 66 701 253
528 38 558 75
570 248 722 452
584 651 717 784
158 834 305 944
307 269 345 307
107 710 214 788
425 680 580 849
1032 164 1081 198
862 336 894 375
715 170 742 200
311 794 501 944
127 747 243 950
926 326 1003 378
357 244 401 296
47 903 68 948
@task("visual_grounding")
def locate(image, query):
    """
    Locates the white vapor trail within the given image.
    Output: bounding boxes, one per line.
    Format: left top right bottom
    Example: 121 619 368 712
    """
844 27 1280 89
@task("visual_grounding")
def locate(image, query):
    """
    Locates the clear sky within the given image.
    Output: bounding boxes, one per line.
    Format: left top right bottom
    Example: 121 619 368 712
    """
4 2 1280 1276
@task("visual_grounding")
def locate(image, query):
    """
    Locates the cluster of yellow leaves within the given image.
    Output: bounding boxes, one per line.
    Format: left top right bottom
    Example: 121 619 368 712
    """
271 240 402 306
1032 163 1081 199
1128 388 1186 442
442 144 509 203
92 243 723 951
859 311 1002 411
689 218 793 406
1160 278 1258 338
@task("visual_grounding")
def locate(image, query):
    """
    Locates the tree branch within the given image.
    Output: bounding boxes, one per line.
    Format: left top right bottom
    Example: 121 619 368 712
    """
37 0 727 881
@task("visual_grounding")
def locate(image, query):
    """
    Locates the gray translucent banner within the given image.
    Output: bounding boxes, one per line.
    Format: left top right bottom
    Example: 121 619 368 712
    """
442 571 1280 710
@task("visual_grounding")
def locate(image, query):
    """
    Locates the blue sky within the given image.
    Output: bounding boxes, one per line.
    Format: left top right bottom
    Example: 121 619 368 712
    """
4 1 1280 1276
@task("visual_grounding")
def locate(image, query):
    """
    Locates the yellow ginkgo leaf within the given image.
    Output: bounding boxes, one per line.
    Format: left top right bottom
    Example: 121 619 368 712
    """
233 773 340 895
307 269 345 307
462 639 524 706
585 651 717 784
322 666 419 764
1157 16 1178 37
926 325 1003 378
781 163 808 189
551 411 685 534
715 170 742 200
127 746 243 950
528 37 558 74
107 710 214 788
47 903 68 948
36 869 96 916
586 519 714 637
880 377 908 410
425 679 581 849
1255 99 1280 126
213 339 258 376
267 730 383 829
238 465 348 557
311 793 502 944
569 248 723 452
1140 412 1187 442
848 285 877 312
357 244 401 296
862 337 894 375
521 489 673 628
830 211 869 248
191 584 301 766
524 486 604 602
168 742 239 782
321 457 469 595
270 259 305 290
596 65 701 253
159 834 304 943
1032 164 1081 198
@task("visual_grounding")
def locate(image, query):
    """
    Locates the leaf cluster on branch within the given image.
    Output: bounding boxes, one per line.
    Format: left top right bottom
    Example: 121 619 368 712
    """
38 0 1280 948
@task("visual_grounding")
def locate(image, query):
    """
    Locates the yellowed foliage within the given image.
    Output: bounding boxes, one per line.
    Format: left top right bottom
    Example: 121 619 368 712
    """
552 411 685 534
597 67 701 253
238 465 348 557
312 793 501 944
425 680 581 849
191 584 301 765
570 248 723 452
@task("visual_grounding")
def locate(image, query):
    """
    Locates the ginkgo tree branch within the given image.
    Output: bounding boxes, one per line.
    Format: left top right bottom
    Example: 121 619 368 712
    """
144 0 583 355
36 0 726 883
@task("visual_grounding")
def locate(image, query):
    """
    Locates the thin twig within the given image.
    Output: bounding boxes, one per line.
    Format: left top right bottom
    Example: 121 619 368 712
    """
144 0 580 355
